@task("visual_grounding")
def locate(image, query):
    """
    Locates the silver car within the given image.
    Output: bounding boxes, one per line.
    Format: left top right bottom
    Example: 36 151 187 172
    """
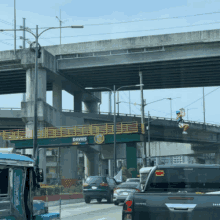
114 182 141 205
126 178 140 183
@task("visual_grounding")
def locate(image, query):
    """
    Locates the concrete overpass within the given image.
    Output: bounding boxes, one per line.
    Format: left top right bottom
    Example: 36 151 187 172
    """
1 28 220 182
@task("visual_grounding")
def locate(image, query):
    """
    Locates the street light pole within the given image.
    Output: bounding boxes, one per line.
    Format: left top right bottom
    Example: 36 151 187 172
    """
139 71 146 167
85 84 143 176
203 87 206 125
170 99 172 119
33 25 39 160
114 85 117 176
148 111 151 166
14 0 16 55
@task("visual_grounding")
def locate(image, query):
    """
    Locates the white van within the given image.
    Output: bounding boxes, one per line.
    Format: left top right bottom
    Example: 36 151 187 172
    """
139 167 155 189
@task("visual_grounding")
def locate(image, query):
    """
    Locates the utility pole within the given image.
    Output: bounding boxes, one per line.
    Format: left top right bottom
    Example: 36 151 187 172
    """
129 91 131 115
56 9 65 45
203 87 206 125
139 71 146 167
113 85 117 176
14 0 16 55
148 111 151 166
109 92 112 114
117 91 119 115
22 18 26 102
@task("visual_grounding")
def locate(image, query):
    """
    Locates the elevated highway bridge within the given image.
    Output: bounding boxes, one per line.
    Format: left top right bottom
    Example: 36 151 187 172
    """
1 28 220 181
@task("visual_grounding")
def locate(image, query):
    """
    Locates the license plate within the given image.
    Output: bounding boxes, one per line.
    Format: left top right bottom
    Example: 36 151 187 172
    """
122 192 128 195
92 186 97 189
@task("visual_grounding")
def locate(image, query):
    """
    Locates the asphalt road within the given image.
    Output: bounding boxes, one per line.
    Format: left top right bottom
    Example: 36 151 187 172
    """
48 199 123 220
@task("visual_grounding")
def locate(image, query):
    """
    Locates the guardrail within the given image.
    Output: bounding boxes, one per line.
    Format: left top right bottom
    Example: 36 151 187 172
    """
0 122 140 141
1 108 220 127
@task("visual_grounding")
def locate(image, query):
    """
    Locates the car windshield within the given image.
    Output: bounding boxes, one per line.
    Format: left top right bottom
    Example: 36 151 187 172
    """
146 168 220 192
0 168 8 195
118 182 140 189
85 176 105 184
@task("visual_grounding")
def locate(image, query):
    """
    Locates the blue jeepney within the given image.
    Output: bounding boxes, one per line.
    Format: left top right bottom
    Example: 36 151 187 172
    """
0 148 60 220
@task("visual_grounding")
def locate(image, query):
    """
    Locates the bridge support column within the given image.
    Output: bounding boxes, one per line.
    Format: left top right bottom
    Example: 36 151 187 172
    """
108 159 114 177
74 92 83 112
100 159 108 176
84 152 99 178
126 143 137 178
22 67 47 184
60 146 78 186
53 82 62 112
84 92 101 113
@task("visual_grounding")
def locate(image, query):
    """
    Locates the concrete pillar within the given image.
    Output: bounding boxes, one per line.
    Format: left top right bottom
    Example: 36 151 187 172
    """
38 68 47 102
84 101 98 113
60 146 78 184
74 92 83 112
100 159 108 176
25 68 47 155
156 157 160 165
53 82 62 112
108 159 113 177
26 68 35 102
84 152 99 178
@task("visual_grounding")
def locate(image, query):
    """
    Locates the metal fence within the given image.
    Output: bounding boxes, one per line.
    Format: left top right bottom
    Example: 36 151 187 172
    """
0 122 140 140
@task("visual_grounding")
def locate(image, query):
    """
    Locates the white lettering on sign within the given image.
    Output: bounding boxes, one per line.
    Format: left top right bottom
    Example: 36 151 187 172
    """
72 137 87 142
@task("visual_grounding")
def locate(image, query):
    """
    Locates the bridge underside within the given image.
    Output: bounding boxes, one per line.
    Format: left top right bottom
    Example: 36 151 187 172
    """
57 41 220 91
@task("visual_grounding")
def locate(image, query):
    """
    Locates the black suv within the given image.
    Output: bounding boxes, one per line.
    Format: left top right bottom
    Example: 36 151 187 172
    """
83 176 117 204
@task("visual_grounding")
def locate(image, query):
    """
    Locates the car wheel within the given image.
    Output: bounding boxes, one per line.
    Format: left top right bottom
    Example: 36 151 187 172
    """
85 197 91 204
114 201 119 205
97 198 102 203
107 192 113 203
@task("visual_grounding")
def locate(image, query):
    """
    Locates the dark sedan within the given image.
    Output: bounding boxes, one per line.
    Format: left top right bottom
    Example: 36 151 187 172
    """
83 176 117 204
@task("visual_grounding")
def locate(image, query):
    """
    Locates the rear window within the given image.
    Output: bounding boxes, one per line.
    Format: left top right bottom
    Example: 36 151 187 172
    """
85 176 106 184
146 168 220 192
119 182 140 189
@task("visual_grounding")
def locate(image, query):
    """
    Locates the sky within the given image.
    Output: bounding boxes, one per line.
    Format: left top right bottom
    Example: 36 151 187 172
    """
0 0 220 124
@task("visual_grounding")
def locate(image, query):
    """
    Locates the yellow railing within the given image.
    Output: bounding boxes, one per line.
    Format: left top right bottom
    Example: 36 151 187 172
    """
0 122 142 141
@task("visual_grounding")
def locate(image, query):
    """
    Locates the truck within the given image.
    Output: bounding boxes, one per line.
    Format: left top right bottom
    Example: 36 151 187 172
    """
122 164 220 220
0 147 60 220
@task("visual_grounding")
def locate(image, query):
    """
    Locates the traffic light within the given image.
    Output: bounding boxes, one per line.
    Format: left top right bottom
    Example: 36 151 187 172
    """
37 49 41 58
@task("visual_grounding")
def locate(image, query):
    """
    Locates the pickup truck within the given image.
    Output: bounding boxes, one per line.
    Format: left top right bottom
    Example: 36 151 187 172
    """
122 164 220 220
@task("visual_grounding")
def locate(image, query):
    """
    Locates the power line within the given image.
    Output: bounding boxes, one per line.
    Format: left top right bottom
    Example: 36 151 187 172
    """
84 11 220 27
10 10 220 30
1 20 220 42
25 21 220 40
184 87 220 109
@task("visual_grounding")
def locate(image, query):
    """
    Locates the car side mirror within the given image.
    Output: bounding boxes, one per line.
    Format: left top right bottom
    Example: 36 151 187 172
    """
36 168 44 182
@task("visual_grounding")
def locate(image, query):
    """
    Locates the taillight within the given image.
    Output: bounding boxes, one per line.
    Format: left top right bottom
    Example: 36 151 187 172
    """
83 183 89 187
135 189 141 192
100 182 108 187
125 200 133 212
